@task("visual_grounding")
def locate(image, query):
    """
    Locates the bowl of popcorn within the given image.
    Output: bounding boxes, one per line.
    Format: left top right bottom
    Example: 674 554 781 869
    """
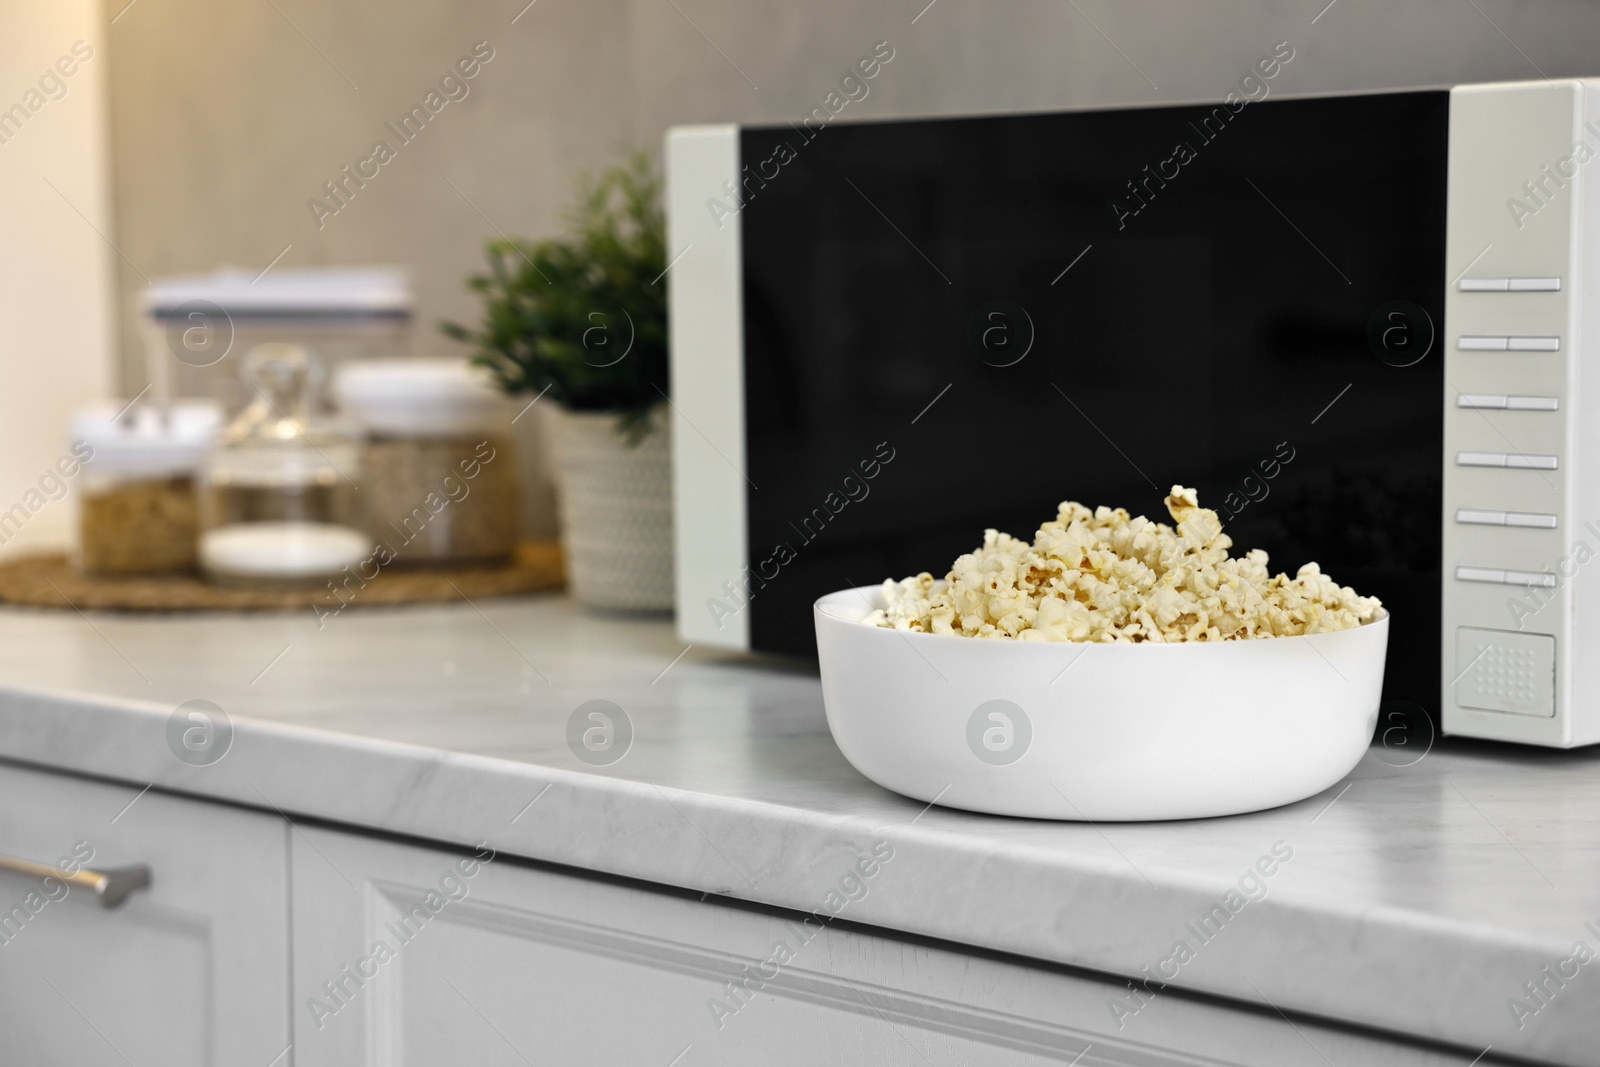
814 486 1388 821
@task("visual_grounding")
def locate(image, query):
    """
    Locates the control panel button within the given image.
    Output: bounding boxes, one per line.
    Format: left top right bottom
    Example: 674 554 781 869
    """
1507 336 1561 351
1455 566 1507 583
1458 336 1509 350
1458 276 1563 292
1455 565 1557 587
1456 394 1561 410
1459 451 1560 470
1505 395 1560 411
1455 627 1555 718
1455 509 1559 529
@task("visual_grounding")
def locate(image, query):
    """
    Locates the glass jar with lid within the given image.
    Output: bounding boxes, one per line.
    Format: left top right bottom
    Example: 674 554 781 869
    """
72 400 223 576
199 344 370 586
333 358 518 566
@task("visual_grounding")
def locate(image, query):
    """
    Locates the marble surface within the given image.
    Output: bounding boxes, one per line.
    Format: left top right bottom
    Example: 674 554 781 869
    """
0 594 1596 1063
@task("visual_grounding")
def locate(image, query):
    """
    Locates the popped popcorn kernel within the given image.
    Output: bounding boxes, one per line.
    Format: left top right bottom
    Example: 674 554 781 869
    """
862 486 1381 643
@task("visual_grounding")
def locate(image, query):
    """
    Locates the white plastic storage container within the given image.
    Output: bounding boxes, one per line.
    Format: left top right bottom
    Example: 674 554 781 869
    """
141 266 412 414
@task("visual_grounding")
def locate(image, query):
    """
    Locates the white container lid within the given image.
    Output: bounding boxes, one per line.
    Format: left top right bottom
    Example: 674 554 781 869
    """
70 400 224 479
201 522 370 580
142 266 411 322
333 358 509 437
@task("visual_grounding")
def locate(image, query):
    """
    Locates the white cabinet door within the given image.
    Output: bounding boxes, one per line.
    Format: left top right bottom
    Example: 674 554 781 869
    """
0 762 290 1067
292 826 1478 1067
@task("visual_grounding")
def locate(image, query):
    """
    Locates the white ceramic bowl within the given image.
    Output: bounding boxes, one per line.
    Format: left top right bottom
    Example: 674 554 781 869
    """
815 586 1389 821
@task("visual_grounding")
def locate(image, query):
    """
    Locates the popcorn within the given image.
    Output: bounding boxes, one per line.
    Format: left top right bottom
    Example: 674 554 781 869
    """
862 486 1381 643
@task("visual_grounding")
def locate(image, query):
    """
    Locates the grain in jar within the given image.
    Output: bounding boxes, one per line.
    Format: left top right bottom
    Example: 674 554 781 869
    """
334 359 518 565
71 401 223 576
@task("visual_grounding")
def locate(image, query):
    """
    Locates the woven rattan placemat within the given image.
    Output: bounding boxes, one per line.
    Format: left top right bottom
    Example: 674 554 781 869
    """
0 540 564 612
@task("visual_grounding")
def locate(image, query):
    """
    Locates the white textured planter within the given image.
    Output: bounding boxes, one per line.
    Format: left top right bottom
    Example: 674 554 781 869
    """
548 405 674 612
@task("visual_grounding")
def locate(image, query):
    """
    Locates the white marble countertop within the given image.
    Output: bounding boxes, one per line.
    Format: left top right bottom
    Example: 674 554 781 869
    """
0 593 1595 1063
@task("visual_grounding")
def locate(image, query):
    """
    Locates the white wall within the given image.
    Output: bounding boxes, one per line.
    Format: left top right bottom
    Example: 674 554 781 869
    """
102 0 1600 404
0 3 115 556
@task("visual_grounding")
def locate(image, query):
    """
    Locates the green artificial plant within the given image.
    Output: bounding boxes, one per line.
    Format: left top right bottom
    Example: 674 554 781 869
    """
442 150 669 442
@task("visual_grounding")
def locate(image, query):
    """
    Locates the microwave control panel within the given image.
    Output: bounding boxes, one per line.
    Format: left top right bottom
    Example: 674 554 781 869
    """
1442 80 1595 746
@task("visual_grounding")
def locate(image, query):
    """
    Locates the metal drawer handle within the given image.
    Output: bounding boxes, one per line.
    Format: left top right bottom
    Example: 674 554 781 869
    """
0 852 151 909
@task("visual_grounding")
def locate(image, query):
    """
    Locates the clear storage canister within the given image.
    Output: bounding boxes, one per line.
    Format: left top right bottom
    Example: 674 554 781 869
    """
199 345 369 586
334 359 517 565
71 400 222 576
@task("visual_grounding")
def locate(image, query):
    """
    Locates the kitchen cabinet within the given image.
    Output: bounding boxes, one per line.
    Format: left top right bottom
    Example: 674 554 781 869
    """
0 762 290 1067
0 759 1522 1067
289 825 1479 1067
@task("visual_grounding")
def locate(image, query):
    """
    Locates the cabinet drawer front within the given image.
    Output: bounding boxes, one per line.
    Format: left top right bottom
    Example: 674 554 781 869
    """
0 761 289 1066
293 827 1481 1067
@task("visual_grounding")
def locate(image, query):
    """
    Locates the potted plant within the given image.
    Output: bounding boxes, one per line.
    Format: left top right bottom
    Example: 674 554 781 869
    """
442 151 672 612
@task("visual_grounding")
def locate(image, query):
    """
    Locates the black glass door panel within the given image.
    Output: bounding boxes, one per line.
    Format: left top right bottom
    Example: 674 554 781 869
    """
739 91 1447 711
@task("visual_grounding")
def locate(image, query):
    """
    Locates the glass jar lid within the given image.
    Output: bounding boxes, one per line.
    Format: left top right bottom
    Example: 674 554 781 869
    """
208 344 359 487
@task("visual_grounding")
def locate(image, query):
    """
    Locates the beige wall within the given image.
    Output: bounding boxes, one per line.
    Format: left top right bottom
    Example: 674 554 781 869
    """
0 3 115 555
104 0 1600 391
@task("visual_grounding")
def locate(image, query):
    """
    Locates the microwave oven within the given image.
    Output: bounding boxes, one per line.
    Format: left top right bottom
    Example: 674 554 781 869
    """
665 79 1600 748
